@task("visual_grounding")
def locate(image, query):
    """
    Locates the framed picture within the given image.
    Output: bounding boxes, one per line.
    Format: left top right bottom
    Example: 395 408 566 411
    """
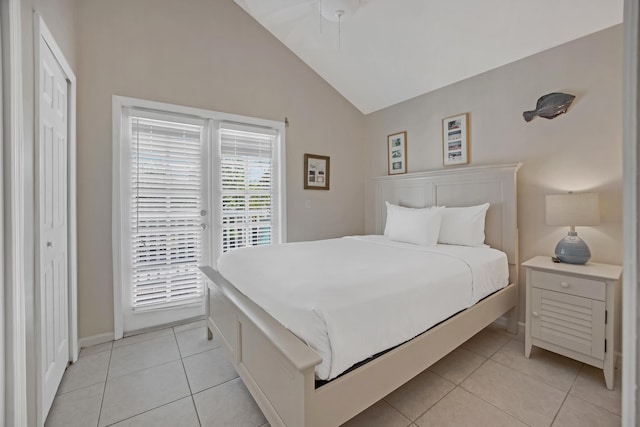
442 113 469 166
387 131 407 175
304 154 330 190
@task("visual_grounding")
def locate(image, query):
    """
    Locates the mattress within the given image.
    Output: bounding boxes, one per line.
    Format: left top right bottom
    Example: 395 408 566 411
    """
216 235 509 380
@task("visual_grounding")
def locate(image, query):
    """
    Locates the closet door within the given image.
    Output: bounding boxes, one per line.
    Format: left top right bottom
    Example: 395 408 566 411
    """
37 35 69 420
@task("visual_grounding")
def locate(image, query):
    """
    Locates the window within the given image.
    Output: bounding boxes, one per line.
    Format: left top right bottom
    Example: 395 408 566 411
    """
220 124 278 253
113 96 286 335
130 115 206 310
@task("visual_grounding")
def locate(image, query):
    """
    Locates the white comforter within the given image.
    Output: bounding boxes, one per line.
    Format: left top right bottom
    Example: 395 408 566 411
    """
217 235 508 380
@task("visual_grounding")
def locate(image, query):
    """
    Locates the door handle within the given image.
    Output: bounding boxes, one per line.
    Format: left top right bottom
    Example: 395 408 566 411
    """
200 224 208 230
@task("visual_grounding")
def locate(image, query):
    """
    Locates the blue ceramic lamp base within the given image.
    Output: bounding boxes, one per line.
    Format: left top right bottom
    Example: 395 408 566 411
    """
555 231 591 265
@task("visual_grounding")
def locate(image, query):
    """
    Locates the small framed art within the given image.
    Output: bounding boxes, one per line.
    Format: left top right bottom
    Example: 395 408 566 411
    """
304 154 330 190
387 131 407 175
442 113 469 166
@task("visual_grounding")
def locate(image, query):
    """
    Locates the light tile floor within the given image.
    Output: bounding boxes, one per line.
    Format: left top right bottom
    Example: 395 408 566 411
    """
46 322 621 427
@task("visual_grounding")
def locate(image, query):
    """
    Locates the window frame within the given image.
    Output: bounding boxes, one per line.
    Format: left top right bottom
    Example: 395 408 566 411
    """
112 96 286 338
215 122 282 257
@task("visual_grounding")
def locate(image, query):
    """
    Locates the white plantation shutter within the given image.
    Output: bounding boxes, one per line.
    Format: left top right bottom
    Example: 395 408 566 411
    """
114 97 285 334
130 114 205 310
220 124 277 253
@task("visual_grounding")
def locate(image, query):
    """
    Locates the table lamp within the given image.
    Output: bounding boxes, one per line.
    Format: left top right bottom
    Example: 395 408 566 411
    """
545 192 600 264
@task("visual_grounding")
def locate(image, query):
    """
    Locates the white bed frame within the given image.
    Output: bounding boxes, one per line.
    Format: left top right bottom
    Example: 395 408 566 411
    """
200 163 521 427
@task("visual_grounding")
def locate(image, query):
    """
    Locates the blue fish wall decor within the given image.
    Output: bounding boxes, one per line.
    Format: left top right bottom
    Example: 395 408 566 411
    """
523 92 575 122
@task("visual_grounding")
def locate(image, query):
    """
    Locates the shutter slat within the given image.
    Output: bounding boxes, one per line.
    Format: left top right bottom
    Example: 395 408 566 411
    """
130 115 205 310
220 127 275 253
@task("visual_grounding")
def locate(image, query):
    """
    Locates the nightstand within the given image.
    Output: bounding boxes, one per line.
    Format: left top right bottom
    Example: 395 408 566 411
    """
522 256 622 390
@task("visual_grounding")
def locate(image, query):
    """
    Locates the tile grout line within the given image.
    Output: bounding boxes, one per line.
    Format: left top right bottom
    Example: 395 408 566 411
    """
95 346 114 427
388 334 513 423
113 329 175 349
48 322 214 427
106 356 185 380
549 391 570 426
173 327 195 395
96 357 191 426
379 399 412 424
191 394 203 427
566 392 623 419
55 379 107 398
105 334 184 380
488 351 579 394
180 342 224 359
101 328 193 426
387 341 497 424
174 326 203 427
192 375 241 397
567 364 622 418
407 383 457 424
102 396 191 427
460 331 513 359
406 360 482 422
54 347 113 397
458 357 535 426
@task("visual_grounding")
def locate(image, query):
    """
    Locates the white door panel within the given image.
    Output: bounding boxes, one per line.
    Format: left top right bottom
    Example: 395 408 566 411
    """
121 114 209 333
38 36 69 421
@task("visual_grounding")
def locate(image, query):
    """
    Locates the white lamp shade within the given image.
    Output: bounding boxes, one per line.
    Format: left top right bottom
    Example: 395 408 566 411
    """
545 193 600 226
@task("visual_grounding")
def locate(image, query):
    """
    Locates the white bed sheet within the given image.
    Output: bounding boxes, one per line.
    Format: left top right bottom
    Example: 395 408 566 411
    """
216 235 509 380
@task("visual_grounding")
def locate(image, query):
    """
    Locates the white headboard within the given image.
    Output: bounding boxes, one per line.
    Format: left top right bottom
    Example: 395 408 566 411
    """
373 164 521 280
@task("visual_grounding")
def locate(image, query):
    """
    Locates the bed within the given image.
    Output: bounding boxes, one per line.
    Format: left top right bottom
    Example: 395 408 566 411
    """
200 163 521 427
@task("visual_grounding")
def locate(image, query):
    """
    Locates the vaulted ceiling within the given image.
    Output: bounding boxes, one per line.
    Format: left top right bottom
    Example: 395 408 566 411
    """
234 0 623 114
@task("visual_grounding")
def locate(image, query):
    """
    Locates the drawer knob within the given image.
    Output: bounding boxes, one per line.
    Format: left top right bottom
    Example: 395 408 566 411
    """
532 311 539 318
560 282 569 288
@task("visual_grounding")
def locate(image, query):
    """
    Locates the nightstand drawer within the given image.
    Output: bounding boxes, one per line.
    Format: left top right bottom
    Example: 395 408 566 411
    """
530 270 605 301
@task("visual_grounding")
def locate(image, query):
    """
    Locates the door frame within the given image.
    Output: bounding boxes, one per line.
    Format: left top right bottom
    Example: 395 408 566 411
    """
33 12 78 424
623 0 639 424
2 0 27 425
112 96 287 339
112 97 217 338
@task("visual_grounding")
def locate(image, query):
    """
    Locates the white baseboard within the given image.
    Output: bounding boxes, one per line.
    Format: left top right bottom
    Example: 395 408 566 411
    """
78 332 115 349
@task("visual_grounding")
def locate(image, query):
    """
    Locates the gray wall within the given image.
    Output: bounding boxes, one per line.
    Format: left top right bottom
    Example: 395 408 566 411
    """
363 26 623 329
75 0 365 339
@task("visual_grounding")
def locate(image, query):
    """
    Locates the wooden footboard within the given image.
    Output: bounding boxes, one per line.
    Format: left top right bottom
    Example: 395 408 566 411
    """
200 266 517 427
201 266 320 427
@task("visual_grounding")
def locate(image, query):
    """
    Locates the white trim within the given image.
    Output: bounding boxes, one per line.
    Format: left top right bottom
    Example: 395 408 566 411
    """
78 332 115 349
112 101 124 339
2 0 27 425
0 7 5 425
277 125 287 244
112 96 287 338
623 0 638 424
34 12 78 425
113 96 285 130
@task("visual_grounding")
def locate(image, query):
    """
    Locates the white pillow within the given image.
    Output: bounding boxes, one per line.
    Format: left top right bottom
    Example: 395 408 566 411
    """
384 202 444 246
438 203 490 247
